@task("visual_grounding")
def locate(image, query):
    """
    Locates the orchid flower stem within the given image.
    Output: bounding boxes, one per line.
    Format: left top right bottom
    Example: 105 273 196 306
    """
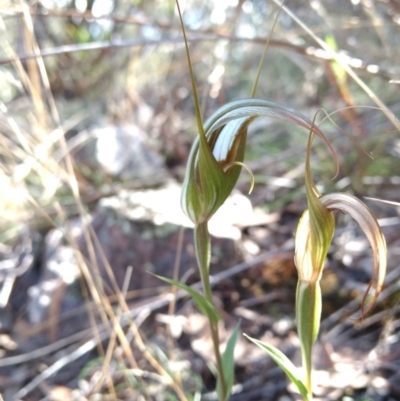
296 279 322 401
194 222 227 401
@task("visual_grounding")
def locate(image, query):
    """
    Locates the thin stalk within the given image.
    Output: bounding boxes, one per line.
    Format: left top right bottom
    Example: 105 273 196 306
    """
250 0 284 98
296 280 322 400
194 222 227 401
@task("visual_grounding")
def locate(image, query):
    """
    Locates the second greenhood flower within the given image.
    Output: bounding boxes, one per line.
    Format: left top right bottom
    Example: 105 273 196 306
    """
295 131 387 311
294 131 387 397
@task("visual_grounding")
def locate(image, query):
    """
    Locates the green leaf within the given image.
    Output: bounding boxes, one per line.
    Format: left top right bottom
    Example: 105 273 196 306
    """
243 334 311 401
151 274 221 324
217 322 240 401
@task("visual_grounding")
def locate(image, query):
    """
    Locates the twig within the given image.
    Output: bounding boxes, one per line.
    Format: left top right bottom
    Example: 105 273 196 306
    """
0 326 97 367
0 35 394 81
12 334 109 401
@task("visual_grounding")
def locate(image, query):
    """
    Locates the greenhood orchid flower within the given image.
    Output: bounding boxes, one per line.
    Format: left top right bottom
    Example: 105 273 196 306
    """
294 131 387 397
181 98 339 225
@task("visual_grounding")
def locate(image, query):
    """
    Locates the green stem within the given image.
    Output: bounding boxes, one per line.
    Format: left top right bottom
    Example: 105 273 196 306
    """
194 222 227 401
296 280 322 400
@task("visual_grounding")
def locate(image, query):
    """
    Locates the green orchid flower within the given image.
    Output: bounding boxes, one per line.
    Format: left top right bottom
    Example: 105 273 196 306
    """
181 98 339 225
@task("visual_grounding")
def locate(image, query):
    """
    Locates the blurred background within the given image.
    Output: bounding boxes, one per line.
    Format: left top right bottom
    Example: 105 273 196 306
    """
0 0 399 400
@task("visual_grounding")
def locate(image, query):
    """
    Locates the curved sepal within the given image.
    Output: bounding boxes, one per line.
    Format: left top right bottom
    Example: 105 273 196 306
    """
320 193 387 316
